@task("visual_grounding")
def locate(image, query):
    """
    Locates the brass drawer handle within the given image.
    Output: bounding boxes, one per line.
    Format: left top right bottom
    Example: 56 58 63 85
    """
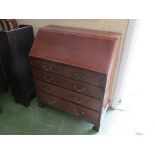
73 109 85 116
44 76 54 82
42 64 53 71
45 88 54 94
73 85 85 93
74 72 86 80
46 99 56 105
73 97 84 104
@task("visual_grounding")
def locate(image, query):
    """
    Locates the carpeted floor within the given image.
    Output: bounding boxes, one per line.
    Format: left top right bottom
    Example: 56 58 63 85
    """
0 92 144 135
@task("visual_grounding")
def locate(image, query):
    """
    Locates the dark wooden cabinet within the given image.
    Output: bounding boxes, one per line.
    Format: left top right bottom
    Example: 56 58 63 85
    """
0 25 35 106
29 25 121 131
0 59 8 92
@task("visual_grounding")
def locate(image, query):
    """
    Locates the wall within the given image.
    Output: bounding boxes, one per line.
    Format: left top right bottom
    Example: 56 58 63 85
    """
17 19 129 106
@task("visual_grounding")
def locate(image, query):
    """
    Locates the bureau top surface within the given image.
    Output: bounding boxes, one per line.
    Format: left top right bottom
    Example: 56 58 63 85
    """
29 25 121 74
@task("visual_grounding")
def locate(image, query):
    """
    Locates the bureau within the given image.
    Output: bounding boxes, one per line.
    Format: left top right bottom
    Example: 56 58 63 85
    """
29 25 121 131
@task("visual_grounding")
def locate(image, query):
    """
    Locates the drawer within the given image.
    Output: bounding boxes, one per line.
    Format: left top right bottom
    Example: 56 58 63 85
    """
37 91 99 124
35 80 101 111
31 58 63 75
32 69 103 99
64 66 106 87
60 77 103 99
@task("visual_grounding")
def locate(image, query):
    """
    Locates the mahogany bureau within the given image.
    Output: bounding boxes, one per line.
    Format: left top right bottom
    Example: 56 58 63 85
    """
29 25 121 131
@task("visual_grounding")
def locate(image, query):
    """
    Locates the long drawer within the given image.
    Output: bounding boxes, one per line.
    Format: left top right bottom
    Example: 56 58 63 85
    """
32 69 103 99
37 91 99 124
35 80 101 111
31 58 106 88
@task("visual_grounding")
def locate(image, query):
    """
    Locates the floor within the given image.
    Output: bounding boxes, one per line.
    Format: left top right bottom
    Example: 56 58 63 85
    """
0 92 148 135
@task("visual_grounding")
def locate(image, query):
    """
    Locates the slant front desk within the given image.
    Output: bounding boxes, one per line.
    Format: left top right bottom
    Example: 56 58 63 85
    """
29 25 121 131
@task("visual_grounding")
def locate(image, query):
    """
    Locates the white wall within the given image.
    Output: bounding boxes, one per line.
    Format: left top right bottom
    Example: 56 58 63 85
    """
17 19 129 106
121 20 155 102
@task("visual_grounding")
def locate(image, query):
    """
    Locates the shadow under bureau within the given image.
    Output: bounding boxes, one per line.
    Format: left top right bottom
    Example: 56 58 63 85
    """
29 25 121 131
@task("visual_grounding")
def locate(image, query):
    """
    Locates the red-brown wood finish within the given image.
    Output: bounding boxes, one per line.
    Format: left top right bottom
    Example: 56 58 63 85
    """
32 68 103 99
64 65 106 87
34 80 101 111
29 25 121 131
31 58 63 75
30 25 120 74
37 91 99 124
